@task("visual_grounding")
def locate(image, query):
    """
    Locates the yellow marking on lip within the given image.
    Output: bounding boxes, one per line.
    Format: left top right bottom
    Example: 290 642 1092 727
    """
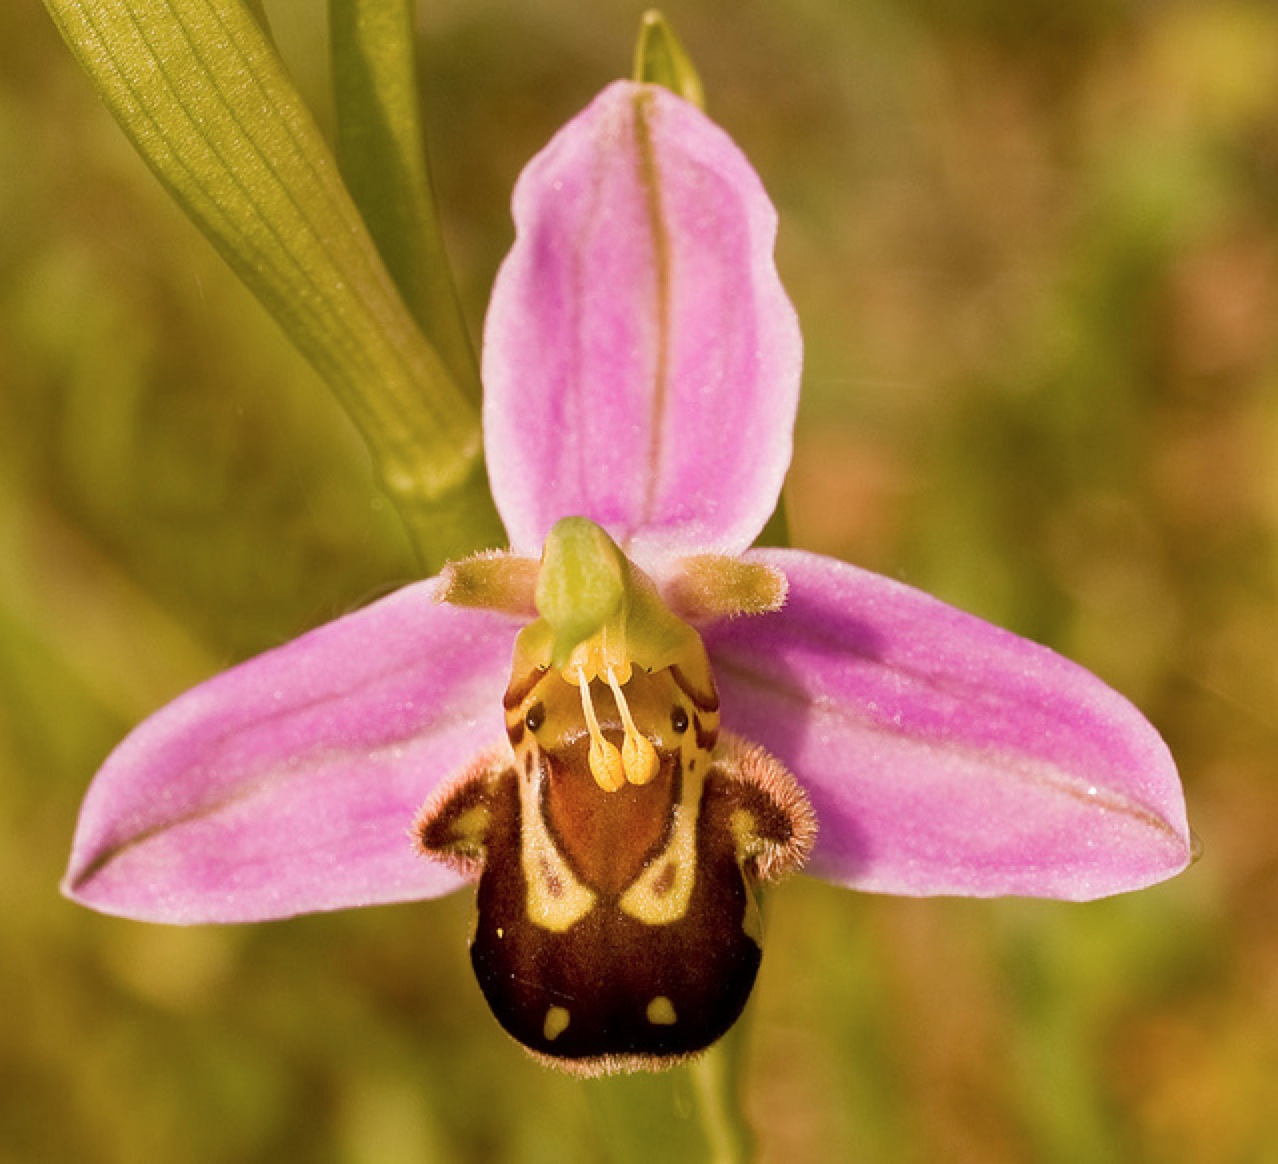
646 996 677 1026
517 743 596 933
619 763 703 925
728 808 757 859
544 1006 571 1041
449 804 491 848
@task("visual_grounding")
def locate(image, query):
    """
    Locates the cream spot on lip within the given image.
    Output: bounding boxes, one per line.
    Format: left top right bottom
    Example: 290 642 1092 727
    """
544 1006 571 1041
646 996 677 1026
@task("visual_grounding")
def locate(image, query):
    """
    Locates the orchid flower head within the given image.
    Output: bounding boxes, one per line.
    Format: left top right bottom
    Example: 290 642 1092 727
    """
63 81 1192 1076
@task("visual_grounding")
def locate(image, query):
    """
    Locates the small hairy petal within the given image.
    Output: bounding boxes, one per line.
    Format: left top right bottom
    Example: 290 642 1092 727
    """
483 80 800 564
705 549 1191 901
437 551 539 616
662 553 788 623
63 581 519 923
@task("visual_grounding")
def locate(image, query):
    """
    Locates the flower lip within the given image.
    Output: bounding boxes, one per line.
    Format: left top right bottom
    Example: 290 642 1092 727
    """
416 608 815 1075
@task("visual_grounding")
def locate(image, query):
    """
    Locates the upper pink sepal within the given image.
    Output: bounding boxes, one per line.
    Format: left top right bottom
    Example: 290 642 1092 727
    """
483 80 801 566
704 549 1191 901
62 582 518 923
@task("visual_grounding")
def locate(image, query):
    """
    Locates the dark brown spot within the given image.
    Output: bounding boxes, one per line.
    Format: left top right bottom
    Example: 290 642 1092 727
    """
504 668 548 710
669 665 719 712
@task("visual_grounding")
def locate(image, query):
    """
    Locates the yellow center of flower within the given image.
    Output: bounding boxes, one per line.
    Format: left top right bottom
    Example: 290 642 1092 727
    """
507 518 718 794
561 644 661 792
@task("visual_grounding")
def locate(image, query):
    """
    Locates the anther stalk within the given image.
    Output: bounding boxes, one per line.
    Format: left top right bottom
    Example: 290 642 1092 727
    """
606 669 659 786
577 676 625 792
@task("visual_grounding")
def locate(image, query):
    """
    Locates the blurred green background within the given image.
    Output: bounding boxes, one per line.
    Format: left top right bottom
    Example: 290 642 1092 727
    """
2 0 1273 1159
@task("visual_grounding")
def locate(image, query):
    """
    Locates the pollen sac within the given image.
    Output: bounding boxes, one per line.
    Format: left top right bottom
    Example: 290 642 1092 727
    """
416 662 815 1075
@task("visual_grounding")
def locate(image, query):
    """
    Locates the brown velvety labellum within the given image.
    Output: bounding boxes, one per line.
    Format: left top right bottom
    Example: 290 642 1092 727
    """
471 768 763 1068
416 664 814 1075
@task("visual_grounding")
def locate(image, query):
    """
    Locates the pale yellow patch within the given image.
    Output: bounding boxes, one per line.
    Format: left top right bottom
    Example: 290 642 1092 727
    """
620 766 703 925
449 804 491 848
517 746 596 932
544 1006 571 1041
646 996 677 1026
729 807 758 860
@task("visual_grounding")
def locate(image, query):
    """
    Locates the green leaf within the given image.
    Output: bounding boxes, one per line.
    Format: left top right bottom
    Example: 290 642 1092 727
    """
633 10 705 109
329 0 480 400
41 0 504 570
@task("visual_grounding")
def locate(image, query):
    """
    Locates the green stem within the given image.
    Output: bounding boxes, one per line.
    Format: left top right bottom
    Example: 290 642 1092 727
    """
584 1029 755 1164
691 1023 756 1163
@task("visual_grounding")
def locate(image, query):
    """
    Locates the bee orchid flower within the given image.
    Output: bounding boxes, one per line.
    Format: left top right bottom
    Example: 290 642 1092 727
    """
64 81 1191 1076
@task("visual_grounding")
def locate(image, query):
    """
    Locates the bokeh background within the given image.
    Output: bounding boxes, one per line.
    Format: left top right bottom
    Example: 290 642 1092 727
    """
2 0 1275 1159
